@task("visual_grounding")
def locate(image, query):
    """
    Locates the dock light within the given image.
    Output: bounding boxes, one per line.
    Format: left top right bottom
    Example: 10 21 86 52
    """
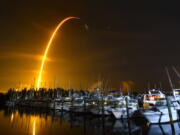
175 91 179 95
118 102 122 105
104 101 108 105
92 101 96 105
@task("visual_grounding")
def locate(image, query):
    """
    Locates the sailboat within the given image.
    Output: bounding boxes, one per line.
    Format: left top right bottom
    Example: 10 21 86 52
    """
110 94 138 119
141 67 180 124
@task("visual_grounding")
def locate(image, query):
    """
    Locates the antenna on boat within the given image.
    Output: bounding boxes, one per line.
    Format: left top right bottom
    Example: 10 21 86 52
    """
68 80 71 90
154 83 157 89
165 67 174 89
33 77 36 89
148 81 150 90
159 82 162 90
54 76 56 89
165 67 175 98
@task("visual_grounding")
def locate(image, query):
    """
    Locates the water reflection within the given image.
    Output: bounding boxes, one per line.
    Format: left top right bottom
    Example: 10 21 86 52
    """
147 123 180 135
10 113 14 123
0 107 179 135
33 119 36 135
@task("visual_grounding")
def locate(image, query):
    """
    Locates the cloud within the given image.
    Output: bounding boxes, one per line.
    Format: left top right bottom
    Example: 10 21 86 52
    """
87 81 102 91
120 81 135 92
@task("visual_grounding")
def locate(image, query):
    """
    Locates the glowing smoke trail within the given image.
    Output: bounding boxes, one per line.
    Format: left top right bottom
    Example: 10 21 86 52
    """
37 16 80 89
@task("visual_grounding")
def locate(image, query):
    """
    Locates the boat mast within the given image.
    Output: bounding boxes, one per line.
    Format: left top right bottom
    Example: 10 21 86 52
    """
54 76 56 89
172 66 180 79
148 81 150 90
165 67 175 98
159 82 162 90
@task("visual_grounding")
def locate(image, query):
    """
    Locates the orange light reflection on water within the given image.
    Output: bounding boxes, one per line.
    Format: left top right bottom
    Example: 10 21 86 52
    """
33 119 36 135
10 113 14 123
0 110 87 135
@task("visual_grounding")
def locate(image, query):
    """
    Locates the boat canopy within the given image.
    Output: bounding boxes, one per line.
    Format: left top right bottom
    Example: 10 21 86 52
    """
174 89 180 91
109 90 123 94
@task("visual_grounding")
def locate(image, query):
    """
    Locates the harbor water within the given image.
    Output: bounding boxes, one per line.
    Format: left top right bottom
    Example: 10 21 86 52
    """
0 107 180 135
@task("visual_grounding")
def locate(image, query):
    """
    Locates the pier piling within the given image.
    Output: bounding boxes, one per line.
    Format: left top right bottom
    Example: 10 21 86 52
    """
166 95 175 134
125 96 129 119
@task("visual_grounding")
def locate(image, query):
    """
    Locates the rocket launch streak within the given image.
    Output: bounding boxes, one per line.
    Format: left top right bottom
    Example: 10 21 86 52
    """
37 16 80 89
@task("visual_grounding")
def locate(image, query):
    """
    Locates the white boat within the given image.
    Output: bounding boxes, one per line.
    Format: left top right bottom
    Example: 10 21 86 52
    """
143 89 166 107
90 105 111 115
111 96 138 119
71 98 90 113
142 106 178 124
112 106 138 119
142 89 180 124
173 89 180 101
49 100 71 111
5 101 16 107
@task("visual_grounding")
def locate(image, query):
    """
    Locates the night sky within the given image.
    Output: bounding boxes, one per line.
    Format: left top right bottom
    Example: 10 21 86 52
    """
0 0 180 92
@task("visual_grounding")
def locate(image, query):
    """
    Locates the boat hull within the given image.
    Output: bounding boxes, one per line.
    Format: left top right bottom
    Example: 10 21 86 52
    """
143 107 178 124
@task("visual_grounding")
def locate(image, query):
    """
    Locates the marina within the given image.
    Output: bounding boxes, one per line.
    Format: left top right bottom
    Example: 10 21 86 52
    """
3 71 180 135
4 86 180 124
0 1 180 134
